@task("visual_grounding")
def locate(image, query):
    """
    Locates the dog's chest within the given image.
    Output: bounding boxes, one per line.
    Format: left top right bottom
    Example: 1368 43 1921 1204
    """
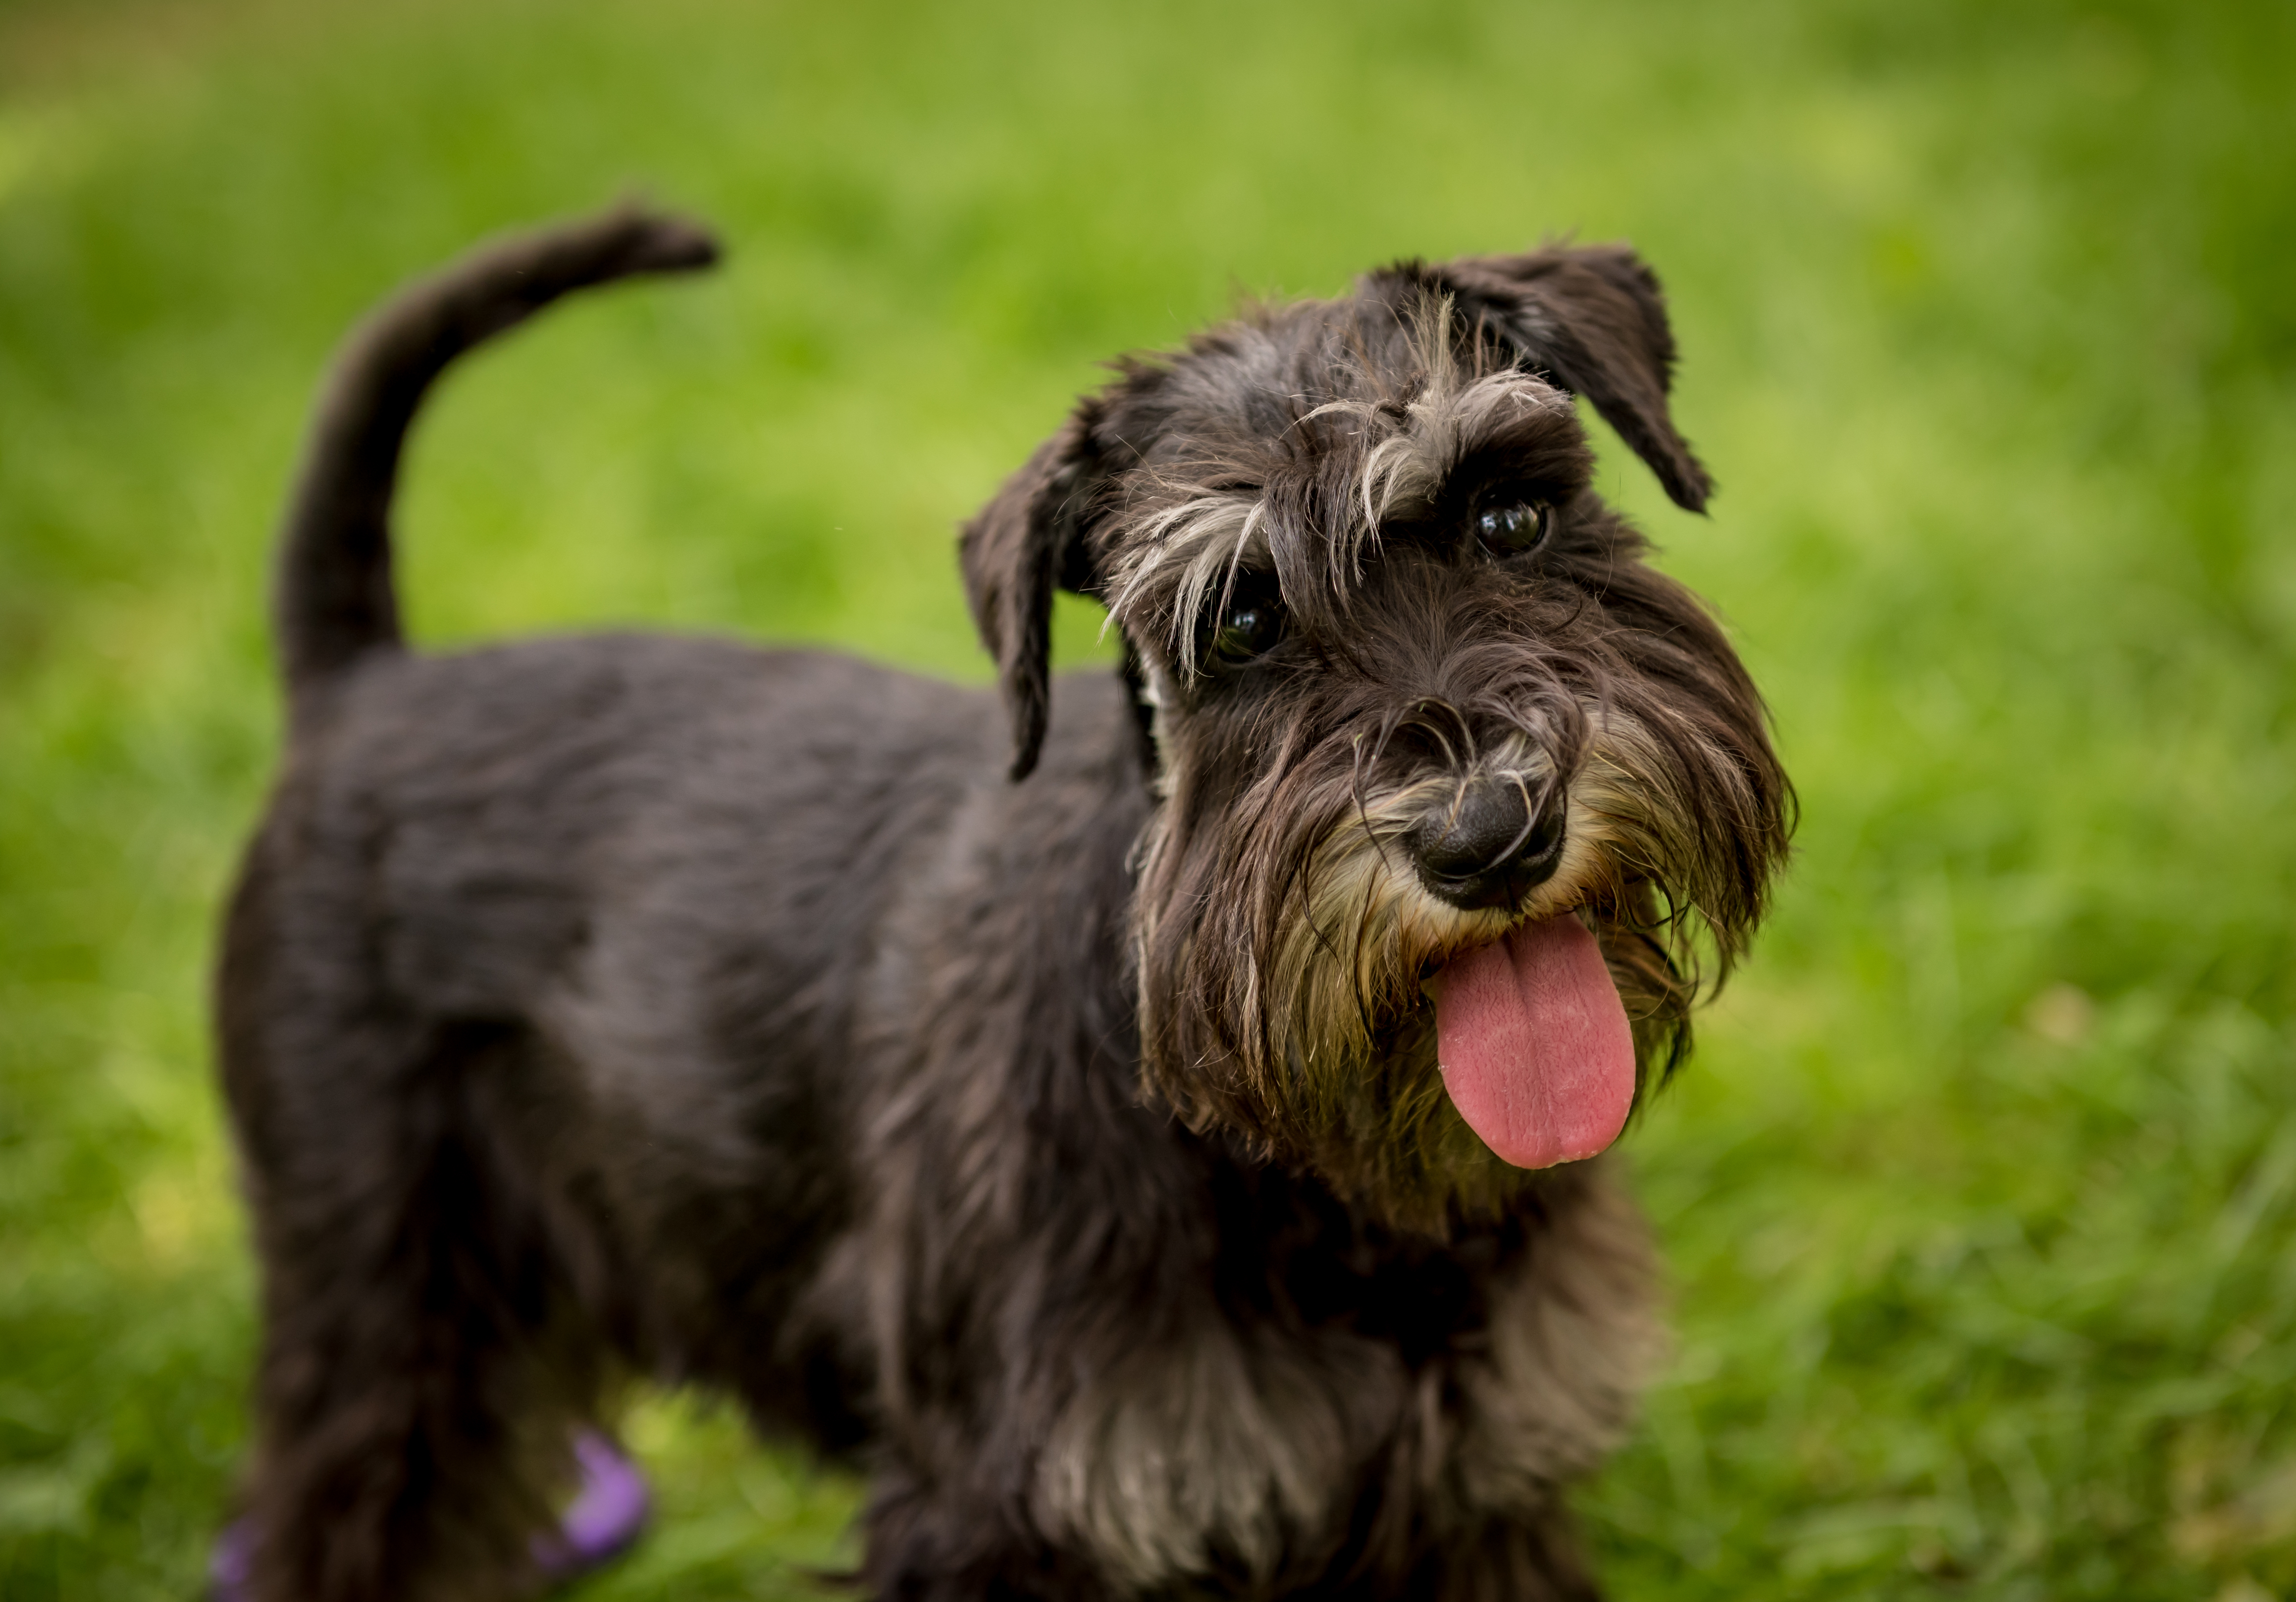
1027 1197 1654 1591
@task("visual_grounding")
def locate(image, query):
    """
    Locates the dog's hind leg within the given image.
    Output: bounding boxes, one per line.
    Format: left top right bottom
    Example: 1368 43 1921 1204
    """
222 873 615 1601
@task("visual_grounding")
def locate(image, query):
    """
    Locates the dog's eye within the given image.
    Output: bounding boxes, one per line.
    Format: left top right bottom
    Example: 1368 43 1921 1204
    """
1475 501 1550 557
1208 595 1285 666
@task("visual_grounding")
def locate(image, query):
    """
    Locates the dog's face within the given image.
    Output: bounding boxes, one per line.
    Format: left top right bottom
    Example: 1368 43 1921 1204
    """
964 247 1791 1231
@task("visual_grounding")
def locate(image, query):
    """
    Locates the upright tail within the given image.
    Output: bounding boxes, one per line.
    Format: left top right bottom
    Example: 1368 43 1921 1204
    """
275 204 720 725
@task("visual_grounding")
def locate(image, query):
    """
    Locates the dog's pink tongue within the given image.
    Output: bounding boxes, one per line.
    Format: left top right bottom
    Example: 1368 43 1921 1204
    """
1429 916 1635 1170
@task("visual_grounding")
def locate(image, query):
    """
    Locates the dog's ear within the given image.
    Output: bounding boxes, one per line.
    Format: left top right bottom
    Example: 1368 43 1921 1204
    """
960 413 1099 781
1413 245 1712 512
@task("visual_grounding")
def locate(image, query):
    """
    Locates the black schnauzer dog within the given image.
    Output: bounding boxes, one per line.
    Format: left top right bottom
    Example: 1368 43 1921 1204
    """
216 206 1789 1602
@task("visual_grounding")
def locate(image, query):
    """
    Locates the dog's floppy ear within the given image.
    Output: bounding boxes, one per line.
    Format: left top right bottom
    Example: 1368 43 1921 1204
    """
960 413 1099 781
1415 245 1712 512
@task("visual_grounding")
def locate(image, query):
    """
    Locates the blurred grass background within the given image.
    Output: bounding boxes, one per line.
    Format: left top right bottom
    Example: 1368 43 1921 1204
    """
1 0 2292 1596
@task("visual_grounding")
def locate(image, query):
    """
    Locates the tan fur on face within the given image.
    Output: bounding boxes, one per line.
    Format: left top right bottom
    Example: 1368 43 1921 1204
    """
1137 704 1712 1231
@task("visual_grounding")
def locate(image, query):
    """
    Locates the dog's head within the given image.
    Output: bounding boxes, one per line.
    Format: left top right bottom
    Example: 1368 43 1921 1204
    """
962 245 1792 1231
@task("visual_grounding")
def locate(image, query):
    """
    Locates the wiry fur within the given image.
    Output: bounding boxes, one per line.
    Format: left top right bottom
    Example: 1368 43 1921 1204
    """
1076 283 1786 1228
217 206 1789 1602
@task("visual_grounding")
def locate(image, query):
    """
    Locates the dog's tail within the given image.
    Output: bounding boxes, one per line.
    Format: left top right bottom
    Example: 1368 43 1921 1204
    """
274 204 720 723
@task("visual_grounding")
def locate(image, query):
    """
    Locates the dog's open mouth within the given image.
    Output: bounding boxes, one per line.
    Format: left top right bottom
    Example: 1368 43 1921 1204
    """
1424 915 1635 1170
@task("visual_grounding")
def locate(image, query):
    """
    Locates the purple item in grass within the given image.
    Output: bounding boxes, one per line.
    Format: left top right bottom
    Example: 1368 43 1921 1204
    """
533 1429 653 1575
208 1430 649 1600
207 1518 253 1600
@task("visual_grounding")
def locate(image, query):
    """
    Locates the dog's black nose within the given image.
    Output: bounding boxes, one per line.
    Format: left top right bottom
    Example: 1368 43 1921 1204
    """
1409 777 1565 911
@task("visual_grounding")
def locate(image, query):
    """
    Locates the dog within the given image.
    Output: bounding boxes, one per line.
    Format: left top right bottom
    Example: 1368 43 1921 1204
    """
215 205 1790 1602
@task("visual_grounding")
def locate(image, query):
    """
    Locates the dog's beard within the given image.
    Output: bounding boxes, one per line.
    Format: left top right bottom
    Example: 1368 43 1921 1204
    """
1135 705 1754 1235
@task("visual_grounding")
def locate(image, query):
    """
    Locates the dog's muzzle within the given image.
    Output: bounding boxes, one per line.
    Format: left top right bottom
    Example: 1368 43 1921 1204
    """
1408 775 1565 911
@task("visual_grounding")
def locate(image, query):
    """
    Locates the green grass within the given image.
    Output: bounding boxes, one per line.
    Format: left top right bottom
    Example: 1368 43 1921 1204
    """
1 0 2291 1596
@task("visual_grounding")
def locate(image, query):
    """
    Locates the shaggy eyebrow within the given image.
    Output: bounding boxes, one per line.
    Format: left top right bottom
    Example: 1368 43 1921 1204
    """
1449 431 1589 495
1370 445 1579 537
